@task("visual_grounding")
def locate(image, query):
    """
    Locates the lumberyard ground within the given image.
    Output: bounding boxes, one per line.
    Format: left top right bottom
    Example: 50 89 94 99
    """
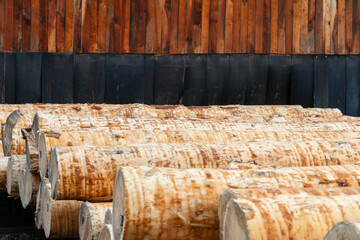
1 104 360 239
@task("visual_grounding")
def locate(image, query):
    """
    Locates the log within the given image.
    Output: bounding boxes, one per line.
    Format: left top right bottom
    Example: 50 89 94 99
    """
219 188 360 239
50 138 360 201
79 202 113 240
104 209 112 225
223 190 360 240
39 177 84 238
6 155 26 196
48 144 258 201
0 155 10 192
325 221 360 240
99 224 114 240
5 104 334 156
112 165 360 240
37 129 360 178
18 168 41 208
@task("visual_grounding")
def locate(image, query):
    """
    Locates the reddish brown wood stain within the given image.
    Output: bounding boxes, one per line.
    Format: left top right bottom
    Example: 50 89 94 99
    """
0 0 359 54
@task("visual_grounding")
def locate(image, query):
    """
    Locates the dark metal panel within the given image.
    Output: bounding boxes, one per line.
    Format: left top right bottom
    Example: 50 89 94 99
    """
144 55 155 105
42 53 74 103
314 55 328 108
266 55 291 105
4 53 16 104
345 55 360 116
15 53 42 103
183 55 206 106
245 54 269 105
105 54 147 104
203 54 228 106
0 52 4 103
153 55 184 105
74 54 106 103
327 56 346 113
222 54 248 105
290 55 314 108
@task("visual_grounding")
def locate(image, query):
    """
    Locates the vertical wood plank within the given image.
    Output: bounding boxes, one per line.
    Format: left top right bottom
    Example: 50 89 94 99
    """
89 0 98 52
293 0 302 54
73 0 83 53
13 0 23 52
98 0 106 52
21 0 31 52
277 0 286 53
169 0 179 53
324 0 336 54
185 0 194 53
315 0 325 53
247 0 255 53
353 0 360 53
105 0 115 53
121 0 130 53
64 0 74 52
345 0 352 53
216 0 226 53
263 0 271 53
153 0 162 54
0 0 4 50
193 0 202 53
30 0 40 51
47 0 56 52
224 0 233 53
4 0 13 51
254 0 264 53
270 0 278 53
177 0 186 53
284 0 293 54
161 0 170 54
209 0 218 53
201 0 210 53
130 0 139 52
137 0 147 53
146 0 155 53
56 0 66 52
307 0 315 53
39 0 48 52
239 0 248 52
337 0 345 54
113 0 122 53
81 0 91 53
231 0 240 52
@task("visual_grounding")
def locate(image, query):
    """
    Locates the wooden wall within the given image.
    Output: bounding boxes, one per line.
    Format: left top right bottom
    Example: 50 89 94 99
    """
0 0 359 54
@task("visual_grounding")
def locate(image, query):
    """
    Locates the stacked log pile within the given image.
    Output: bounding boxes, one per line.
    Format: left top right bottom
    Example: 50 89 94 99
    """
0 103 360 239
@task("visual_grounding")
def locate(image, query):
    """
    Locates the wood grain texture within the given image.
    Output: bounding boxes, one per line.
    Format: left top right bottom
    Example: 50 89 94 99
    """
0 0 359 54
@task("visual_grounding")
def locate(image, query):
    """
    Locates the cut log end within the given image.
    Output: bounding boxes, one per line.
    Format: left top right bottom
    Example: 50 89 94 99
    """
113 168 126 240
38 132 47 178
6 155 27 196
35 186 42 229
48 148 58 200
21 169 40 209
104 209 112 225
38 178 51 231
219 189 239 238
223 200 249 240
325 221 360 240
79 202 92 240
6 156 13 195
2 110 22 156
32 113 41 143
99 224 114 240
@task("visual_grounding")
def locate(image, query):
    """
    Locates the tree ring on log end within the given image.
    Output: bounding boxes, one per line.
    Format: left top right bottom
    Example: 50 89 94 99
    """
113 168 126 240
78 202 92 240
325 221 360 240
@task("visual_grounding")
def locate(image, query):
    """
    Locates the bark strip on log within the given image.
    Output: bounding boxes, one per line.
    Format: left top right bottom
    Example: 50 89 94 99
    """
79 202 113 240
19 168 41 209
325 221 360 240
219 188 360 239
22 127 39 174
112 165 360 240
6 155 26 196
99 224 114 240
223 191 360 240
